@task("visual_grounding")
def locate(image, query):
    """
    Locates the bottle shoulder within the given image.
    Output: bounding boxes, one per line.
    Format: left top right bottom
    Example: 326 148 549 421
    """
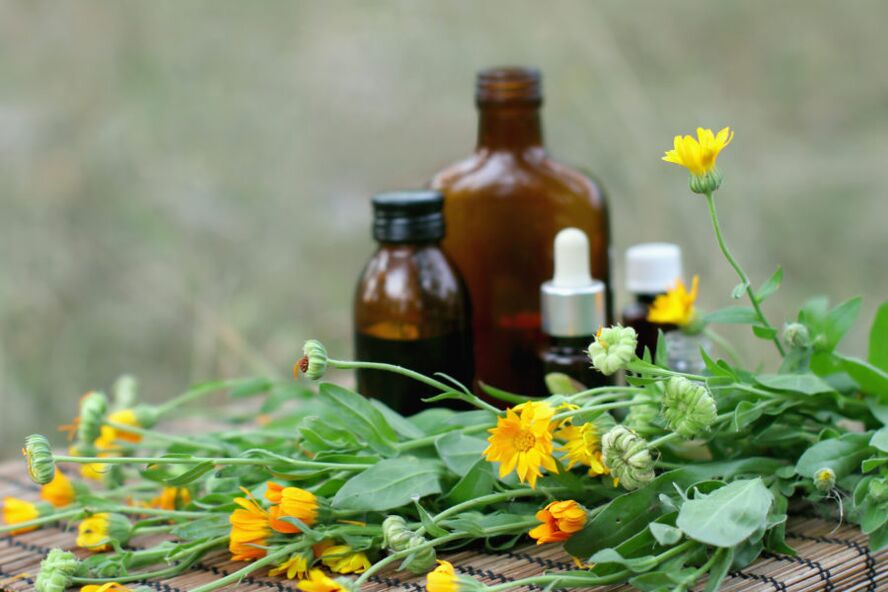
355 245 465 304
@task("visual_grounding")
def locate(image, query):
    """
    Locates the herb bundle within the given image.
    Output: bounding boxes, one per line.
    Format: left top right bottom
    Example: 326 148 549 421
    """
4 127 887 592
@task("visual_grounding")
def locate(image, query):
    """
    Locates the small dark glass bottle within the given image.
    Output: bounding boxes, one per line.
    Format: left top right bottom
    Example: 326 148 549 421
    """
540 229 611 390
353 191 473 415
621 243 682 357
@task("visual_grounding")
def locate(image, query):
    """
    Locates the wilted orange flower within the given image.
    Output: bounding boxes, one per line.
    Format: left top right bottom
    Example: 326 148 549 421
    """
265 482 318 534
483 401 557 488
228 490 271 561
528 500 587 544
40 470 76 508
269 553 311 580
95 409 142 448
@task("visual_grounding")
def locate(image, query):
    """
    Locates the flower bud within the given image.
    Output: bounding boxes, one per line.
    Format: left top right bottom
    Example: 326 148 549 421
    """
662 377 717 438
688 168 723 194
76 512 132 551
588 325 638 376
814 467 836 492
782 323 811 349
23 434 56 485
601 426 655 490
624 394 659 432
77 391 109 446
132 405 160 429
296 339 328 381
381 515 436 574
35 548 80 592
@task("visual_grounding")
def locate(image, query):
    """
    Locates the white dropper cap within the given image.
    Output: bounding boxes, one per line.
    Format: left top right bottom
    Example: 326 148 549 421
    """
541 228 605 337
625 243 683 295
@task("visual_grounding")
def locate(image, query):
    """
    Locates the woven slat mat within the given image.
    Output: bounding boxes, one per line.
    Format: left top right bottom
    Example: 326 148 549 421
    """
0 463 885 592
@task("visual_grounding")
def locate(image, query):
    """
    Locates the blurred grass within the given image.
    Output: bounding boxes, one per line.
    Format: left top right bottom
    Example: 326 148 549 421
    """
1 1 886 454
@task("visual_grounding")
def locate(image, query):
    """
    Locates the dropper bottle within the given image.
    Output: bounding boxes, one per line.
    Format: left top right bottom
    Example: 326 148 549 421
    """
539 228 611 390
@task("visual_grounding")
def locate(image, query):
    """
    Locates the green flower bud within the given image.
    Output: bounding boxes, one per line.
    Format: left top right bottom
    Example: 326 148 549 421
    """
782 323 811 349
688 168 723 194
35 548 80 592
601 425 655 490
662 377 717 438
814 467 836 492
77 391 108 446
297 339 328 381
23 434 56 485
381 515 436 574
588 325 638 376
624 393 658 432
132 404 160 429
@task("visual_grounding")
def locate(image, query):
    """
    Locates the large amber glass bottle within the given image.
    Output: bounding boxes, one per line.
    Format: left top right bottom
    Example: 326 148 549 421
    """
431 67 610 396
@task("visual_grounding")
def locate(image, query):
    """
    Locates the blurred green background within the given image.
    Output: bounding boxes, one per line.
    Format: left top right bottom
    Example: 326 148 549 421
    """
1 1 886 455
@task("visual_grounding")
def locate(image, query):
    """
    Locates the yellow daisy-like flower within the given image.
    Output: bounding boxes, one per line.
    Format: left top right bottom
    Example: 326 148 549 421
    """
426 560 458 592
229 491 271 561
40 470 76 508
95 409 142 449
269 553 311 580
647 275 699 327
318 544 370 574
297 569 347 592
81 584 133 592
77 514 110 550
151 487 191 511
662 127 733 176
557 423 608 477
2 497 41 535
483 401 558 488
528 500 588 545
265 482 319 534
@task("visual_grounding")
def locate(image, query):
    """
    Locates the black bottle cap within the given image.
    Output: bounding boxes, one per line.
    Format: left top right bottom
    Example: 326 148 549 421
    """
372 190 445 243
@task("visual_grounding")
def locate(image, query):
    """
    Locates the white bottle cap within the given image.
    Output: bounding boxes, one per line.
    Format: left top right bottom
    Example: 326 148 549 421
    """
541 228 606 337
625 243 683 295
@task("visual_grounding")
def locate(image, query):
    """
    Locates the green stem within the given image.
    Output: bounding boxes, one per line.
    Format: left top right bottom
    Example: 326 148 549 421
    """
483 570 631 592
104 420 227 453
155 379 244 416
54 454 371 471
420 488 552 533
395 423 490 452
187 541 301 592
567 386 648 402
704 192 784 356
552 399 652 423
329 358 500 414
0 507 84 534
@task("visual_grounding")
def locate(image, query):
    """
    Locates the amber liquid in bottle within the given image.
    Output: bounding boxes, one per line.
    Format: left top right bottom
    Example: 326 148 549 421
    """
431 67 610 396
353 192 472 415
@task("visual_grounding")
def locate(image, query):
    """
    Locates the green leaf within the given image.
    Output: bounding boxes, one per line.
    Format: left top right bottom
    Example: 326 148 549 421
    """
733 401 765 430
868 400 888 426
413 500 449 538
655 330 668 368
588 549 659 572
318 383 398 455
795 432 874 479
165 461 215 486
755 266 783 302
835 355 888 399
703 548 734 592
676 478 773 547
731 281 749 300
870 522 888 551
823 296 862 351
331 457 442 512
648 522 682 546
543 373 582 395
370 400 425 439
869 300 888 372
756 373 835 395
752 325 778 340
704 307 758 325
170 514 230 541
862 457 888 473
299 416 359 450
871 427 888 452
446 459 495 504
435 431 487 476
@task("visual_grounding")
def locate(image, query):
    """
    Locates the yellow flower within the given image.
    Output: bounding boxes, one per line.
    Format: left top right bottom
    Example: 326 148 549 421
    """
557 423 608 477
77 514 109 550
662 127 733 176
269 553 311 580
426 560 458 592
95 409 142 449
483 401 558 488
528 500 587 545
68 445 109 481
152 487 191 510
2 497 41 535
81 584 132 592
40 470 76 508
297 569 346 592
647 275 699 327
318 544 370 574
265 482 319 534
228 490 271 561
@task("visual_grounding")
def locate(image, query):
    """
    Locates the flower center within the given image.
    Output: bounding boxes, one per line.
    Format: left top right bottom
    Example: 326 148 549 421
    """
513 430 536 452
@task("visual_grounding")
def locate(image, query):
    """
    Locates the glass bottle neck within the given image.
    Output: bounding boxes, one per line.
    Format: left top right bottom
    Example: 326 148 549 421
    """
476 105 544 152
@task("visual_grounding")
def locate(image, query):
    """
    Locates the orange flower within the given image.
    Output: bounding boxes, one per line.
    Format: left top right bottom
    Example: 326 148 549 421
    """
297 569 346 592
266 482 318 534
648 275 699 327
228 490 271 561
152 487 191 510
528 500 587 544
40 470 76 508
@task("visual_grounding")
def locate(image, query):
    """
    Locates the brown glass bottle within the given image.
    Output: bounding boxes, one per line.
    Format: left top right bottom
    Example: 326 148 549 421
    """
431 67 610 397
353 191 473 415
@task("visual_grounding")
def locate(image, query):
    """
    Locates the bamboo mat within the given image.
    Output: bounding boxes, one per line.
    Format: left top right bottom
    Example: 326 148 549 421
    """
0 462 885 592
